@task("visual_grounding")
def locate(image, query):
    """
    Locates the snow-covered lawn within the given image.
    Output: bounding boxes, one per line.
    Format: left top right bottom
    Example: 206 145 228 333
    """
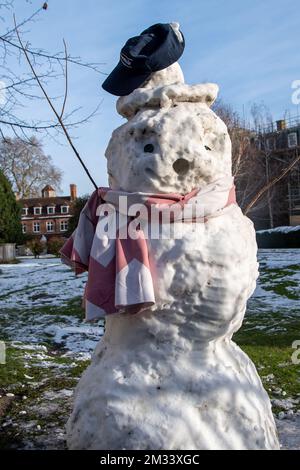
0 256 103 449
0 257 103 353
0 251 299 449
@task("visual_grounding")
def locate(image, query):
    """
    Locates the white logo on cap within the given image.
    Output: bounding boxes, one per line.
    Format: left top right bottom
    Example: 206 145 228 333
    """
120 53 133 68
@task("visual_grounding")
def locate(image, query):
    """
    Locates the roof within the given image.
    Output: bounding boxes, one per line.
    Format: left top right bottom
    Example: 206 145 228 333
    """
19 196 71 206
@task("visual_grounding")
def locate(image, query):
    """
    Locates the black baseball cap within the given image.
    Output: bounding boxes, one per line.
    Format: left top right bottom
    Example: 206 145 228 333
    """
102 23 185 96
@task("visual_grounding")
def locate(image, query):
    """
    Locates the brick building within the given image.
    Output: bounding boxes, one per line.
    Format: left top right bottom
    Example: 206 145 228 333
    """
19 184 77 240
252 117 300 229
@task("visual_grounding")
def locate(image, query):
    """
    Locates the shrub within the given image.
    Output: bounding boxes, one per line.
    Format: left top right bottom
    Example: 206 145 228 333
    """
47 237 65 257
26 239 44 258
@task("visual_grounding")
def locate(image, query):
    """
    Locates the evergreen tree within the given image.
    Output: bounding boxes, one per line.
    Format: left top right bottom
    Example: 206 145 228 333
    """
66 194 89 237
0 170 23 244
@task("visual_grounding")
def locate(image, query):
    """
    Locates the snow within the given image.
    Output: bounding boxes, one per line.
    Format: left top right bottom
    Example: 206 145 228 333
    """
272 398 300 411
248 249 300 317
44 324 100 354
0 257 87 310
66 63 279 450
0 257 103 354
257 248 300 269
0 251 299 448
276 417 300 450
257 225 300 234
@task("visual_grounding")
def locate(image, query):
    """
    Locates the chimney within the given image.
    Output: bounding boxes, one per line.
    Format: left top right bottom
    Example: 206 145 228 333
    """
70 184 77 200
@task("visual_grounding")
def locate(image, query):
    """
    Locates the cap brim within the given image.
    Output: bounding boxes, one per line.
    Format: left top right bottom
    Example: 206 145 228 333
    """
102 61 151 96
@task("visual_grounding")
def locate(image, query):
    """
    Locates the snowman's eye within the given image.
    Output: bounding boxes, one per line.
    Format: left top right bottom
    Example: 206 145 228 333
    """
144 144 154 153
205 145 212 151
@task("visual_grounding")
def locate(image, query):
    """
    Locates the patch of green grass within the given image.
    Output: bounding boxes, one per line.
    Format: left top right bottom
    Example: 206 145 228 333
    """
0 342 91 449
0 296 84 320
259 265 300 300
0 278 80 301
238 344 300 398
264 281 299 300
234 313 300 405
234 310 300 348
0 342 90 386
27 295 84 319
0 293 90 449
0 346 29 392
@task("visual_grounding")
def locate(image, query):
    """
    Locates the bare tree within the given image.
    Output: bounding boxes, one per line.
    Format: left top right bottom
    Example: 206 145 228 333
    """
213 100 300 227
213 100 268 218
213 100 244 174
0 135 63 197
0 1 102 188
250 102 273 133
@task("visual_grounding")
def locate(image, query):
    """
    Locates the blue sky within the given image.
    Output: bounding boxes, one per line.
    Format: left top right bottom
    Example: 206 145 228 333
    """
3 0 300 196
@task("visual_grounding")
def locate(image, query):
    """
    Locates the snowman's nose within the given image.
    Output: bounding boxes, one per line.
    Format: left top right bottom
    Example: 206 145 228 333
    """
173 158 190 175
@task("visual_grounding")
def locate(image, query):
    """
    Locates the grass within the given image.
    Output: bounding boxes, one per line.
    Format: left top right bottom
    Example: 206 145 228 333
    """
1 322 298 449
0 295 84 319
242 346 299 400
259 265 300 301
0 341 90 450
0 294 92 449
1 309 298 447
234 310 300 402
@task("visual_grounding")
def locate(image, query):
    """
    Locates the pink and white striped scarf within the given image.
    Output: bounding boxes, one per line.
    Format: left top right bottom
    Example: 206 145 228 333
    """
60 176 236 321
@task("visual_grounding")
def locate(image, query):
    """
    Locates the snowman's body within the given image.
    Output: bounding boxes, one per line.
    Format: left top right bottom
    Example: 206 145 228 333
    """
66 64 279 450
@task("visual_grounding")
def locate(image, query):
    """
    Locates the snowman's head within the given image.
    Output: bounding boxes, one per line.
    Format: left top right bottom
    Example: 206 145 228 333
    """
105 64 232 193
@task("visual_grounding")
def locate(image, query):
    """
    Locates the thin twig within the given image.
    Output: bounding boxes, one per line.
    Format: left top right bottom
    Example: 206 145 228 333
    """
60 38 68 119
13 14 98 189
244 149 300 215
0 35 105 73
1 4 43 39
1 74 54 90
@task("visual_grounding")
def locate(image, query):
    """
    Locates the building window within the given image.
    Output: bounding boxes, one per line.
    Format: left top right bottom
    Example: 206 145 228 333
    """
288 132 298 148
61 205 69 214
34 207 42 215
266 138 276 151
22 207 28 216
46 221 54 232
254 138 262 151
60 220 68 232
47 206 55 214
33 222 40 233
266 137 275 150
22 224 27 233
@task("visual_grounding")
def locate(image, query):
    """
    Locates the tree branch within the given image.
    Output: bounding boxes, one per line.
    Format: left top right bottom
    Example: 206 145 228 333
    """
59 38 68 119
0 35 105 73
13 14 98 189
244 150 300 215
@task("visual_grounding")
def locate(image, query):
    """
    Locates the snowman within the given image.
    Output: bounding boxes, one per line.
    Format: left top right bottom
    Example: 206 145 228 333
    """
61 24 279 450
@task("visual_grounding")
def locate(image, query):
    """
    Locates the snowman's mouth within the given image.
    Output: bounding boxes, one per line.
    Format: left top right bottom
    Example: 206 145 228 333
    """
172 158 190 175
